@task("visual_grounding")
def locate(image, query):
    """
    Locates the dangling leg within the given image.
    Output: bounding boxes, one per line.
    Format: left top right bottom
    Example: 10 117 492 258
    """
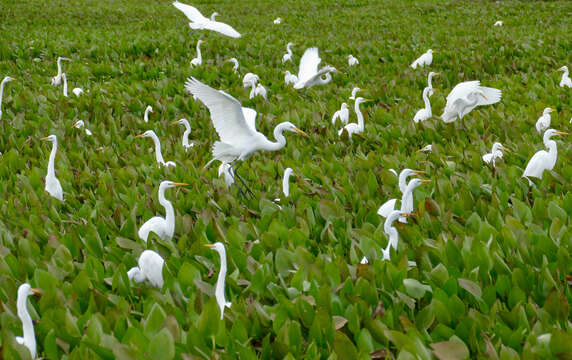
231 161 254 197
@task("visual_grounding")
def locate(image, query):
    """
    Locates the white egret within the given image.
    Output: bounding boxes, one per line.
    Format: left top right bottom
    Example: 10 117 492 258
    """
378 169 425 214
417 145 433 153
522 129 568 184
62 73 68 97
171 118 194 151
282 42 295 63
127 250 165 288
427 71 439 88
332 102 349 125
227 57 239 73
413 87 435 123
410 49 433 69
284 71 298 85
51 57 70 86
135 130 177 168
378 178 430 223
15 284 42 359
338 97 370 139
172 1 241 38
293 47 338 89
242 73 259 87
191 39 206 67
72 87 83 97
0 76 15 121
184 77 308 194
138 181 187 242
273 17 281 24
380 211 411 260
482 142 508 168
536 107 555 133
210 12 218 21
41 135 64 201
218 162 235 187
388 169 398 176
347 55 359 66
494 21 503 26
254 83 267 100
204 242 231 319
557 66 571 88
441 81 502 123
73 120 92 136
349 87 360 100
282 167 294 197
144 105 153 123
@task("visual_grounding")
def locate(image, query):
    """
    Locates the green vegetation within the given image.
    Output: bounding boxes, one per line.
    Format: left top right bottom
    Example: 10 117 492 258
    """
0 0 571 358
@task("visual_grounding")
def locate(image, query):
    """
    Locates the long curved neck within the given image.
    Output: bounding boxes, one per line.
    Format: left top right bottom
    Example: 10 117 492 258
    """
196 42 202 58
17 295 36 358
385 225 398 250
150 134 165 164
0 79 6 105
62 74 68 96
427 75 433 88
182 125 191 146
354 101 364 130
57 59 62 76
215 249 227 302
398 174 408 194
249 83 256 98
158 187 175 233
422 91 431 114
545 140 557 164
317 72 332 85
286 44 293 55
263 125 288 151
401 184 416 212
47 140 57 178
144 108 150 121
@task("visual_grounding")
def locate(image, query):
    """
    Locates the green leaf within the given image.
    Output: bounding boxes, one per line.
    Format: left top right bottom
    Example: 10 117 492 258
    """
148 328 174 360
457 278 482 299
430 340 470 360
403 278 432 299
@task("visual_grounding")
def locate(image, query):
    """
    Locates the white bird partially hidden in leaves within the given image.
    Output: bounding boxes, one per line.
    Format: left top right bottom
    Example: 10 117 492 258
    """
172 1 241 38
557 66 572 88
338 97 370 139
191 39 206 67
378 178 430 223
380 169 425 214
380 211 411 261
522 129 568 185
417 145 433 153
482 142 508 168
427 71 439 88
15 284 42 359
73 120 92 136
441 81 502 123
227 57 239 73
144 105 153 123
494 21 503 26
413 87 435 123
72 87 83 97
410 49 433 69
273 17 281 24
138 181 187 242
349 87 360 100
536 107 555 133
51 56 70 86
218 162 234 187
0 76 15 121
127 250 165 288
347 55 359 66
135 130 176 168
284 71 298 86
62 73 68 97
254 83 267 100
332 102 349 125
294 47 338 89
282 42 295 63
204 242 232 319
171 118 194 151
185 77 308 196
282 167 294 197
41 135 64 201
242 73 259 87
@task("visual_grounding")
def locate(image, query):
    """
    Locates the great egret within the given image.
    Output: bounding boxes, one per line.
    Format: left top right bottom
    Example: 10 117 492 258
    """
191 39 206 67
284 71 298 85
332 102 349 125
127 250 165 288
172 1 241 38
218 162 234 187
227 58 239 73
293 47 338 89
254 83 267 100
51 57 70 86
62 73 68 97
72 87 83 97
522 129 568 184
282 42 295 63
347 55 359 66
144 105 153 123
349 87 360 100
242 73 259 87
204 242 232 319
427 71 439 88
557 66 571 88
16 284 42 359
282 167 294 197
494 21 503 26
378 169 425 213
73 120 92 136
362 210 410 264
410 49 433 69
138 181 187 242
135 130 176 167
413 87 435 123
338 97 370 139
0 76 15 121
171 119 194 151
417 145 433 153
482 142 508 168
273 18 281 24
441 81 502 123
184 77 308 195
41 135 64 201
536 107 555 133
378 178 430 223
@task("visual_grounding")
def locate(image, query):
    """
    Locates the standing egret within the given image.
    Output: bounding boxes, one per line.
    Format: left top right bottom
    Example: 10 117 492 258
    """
171 119 194 151
73 120 92 136
332 102 349 125
204 242 232 319
494 21 503 26
378 178 430 223
284 71 298 85
378 169 425 215
293 47 338 89
273 17 281 24
191 39 206 67
218 162 235 187
51 57 70 86
417 145 433 153
242 73 259 87
138 181 187 242
338 97 370 139
282 167 294 197
482 142 508 168
41 135 64 201
135 130 176 167
144 105 153 123
557 66 571 88
72 87 83 97
15 284 42 359
536 107 555 133
349 87 360 100
172 1 241 38
413 87 435 123
282 42 295 63
227 57 239 73
184 77 308 195
410 49 433 69
522 129 568 184
62 73 68 97
254 83 267 99
441 81 501 123
381 211 411 260
427 71 439 88
0 76 15 121
347 55 359 66
127 250 165 288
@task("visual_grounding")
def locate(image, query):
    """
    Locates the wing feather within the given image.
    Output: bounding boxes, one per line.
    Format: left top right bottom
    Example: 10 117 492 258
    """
204 21 241 38
477 86 502 105
241 107 257 132
173 1 208 23
297 47 321 83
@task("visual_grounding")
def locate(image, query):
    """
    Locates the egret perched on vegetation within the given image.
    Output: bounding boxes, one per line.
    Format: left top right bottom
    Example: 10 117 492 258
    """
127 250 165 288
41 135 64 201
138 181 187 242
332 102 349 125
282 42 295 63
284 71 298 85
171 119 193 151
557 66 571 88
218 162 234 187
349 87 360 100
378 178 430 223
51 56 70 86
482 142 508 168
191 39 205 66
410 49 433 69
282 168 294 197
16 284 42 359
441 81 502 123
0 76 15 121
338 97 370 138
204 242 232 319
73 120 92 135
379 169 425 213
522 129 567 184
227 58 239 73
62 73 68 97
418 145 433 153
135 130 176 167
413 87 435 123
347 55 359 66
294 47 338 89
144 105 153 123
427 71 439 88
172 1 241 38
536 107 555 133
494 21 503 26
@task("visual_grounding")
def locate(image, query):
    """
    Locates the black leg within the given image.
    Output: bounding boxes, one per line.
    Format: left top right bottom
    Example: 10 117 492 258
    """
230 161 254 198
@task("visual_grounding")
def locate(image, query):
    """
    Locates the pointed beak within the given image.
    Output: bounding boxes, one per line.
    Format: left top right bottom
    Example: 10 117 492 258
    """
501 146 511 152
40 137 50 141
400 212 412 217
363 98 374 103
556 67 565 72
432 88 438 92
419 179 431 184
549 108 556 113
170 120 179 125
416 148 424 153
433 72 440 76
555 131 568 135
31 288 43 296
62 57 71 61
294 128 309 137
172 182 189 187
413 170 425 175
204 244 215 248
134 133 145 138
8 77 15 82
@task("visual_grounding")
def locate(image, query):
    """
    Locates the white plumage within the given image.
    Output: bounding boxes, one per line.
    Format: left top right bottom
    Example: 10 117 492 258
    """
338 98 369 139
427 71 439 88
284 71 298 85
16 284 42 359
332 103 349 125
522 129 567 184
347 55 359 66
294 47 337 89
190 39 205 67
557 66 571 88
41 135 64 201
377 178 430 223
135 130 176 167
138 181 187 242
204 242 232 319
127 250 165 288
482 142 507 168
73 120 92 136
413 87 435 123
144 105 153 122
171 118 194 151
0 76 15 121
349 87 360 100
227 57 239 73
441 81 502 123
282 168 294 197
172 1 241 38
51 56 70 86
410 49 433 69
535 107 554 133
282 42 295 63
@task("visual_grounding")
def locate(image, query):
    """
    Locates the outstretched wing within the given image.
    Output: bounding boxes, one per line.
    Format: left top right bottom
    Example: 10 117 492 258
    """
205 21 241 38
297 47 321 83
241 107 257 132
446 81 480 103
477 86 502 106
173 1 208 23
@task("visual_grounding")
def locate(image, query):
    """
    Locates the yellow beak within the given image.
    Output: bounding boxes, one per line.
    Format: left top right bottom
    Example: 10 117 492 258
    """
295 128 309 137
433 72 440 76
400 212 412 217
501 146 511 152
170 120 180 125
413 170 425 175
31 288 43 296
420 179 431 184
549 108 556 113
134 133 145 138
432 88 438 92
40 137 50 141
556 131 568 135
363 98 374 103
204 244 214 248
172 182 189 187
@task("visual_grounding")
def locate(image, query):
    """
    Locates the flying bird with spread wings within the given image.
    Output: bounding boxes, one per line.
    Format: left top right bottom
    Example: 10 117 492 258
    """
173 1 241 38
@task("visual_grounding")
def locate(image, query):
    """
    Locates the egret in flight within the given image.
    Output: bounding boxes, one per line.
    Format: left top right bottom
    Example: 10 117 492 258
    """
294 47 338 89
41 135 64 201
282 42 295 63
413 87 435 123
16 284 42 359
410 49 433 69
51 56 70 86
378 178 430 223
204 242 232 319
536 107 555 133
482 142 508 168
171 118 194 151
135 130 176 167
73 120 92 136
127 250 165 288
284 71 298 86
338 97 370 139
332 102 349 125
557 66 571 88
191 39 206 67
0 76 15 121
144 105 153 123
522 129 568 185
227 58 239 73
347 55 359 66
349 87 360 100
427 71 439 88
172 1 241 38
138 181 187 242
441 81 501 123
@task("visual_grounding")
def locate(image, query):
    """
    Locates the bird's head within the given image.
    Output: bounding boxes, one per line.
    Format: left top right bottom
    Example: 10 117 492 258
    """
544 129 568 140
543 107 555 115
429 72 440 78
341 102 349 109
145 105 153 113
427 49 433 54
355 97 373 106
287 42 295 47
3 76 15 83
417 145 432 153
59 57 71 62
409 178 431 189
73 120 84 129
171 118 188 126
279 122 308 137
160 180 188 190
204 242 225 253
557 66 568 72
135 130 154 139
210 12 219 19
18 283 43 298
491 142 509 153
402 169 425 178
41 134 57 142
198 39 206 45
